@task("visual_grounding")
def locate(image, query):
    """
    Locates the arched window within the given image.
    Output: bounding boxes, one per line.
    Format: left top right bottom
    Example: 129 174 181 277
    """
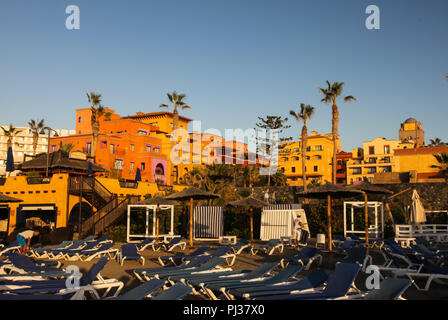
155 163 164 176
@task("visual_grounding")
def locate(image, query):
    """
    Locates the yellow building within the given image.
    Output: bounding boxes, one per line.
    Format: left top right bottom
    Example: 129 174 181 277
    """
0 172 185 235
398 117 425 147
278 131 339 186
394 146 448 182
346 137 414 184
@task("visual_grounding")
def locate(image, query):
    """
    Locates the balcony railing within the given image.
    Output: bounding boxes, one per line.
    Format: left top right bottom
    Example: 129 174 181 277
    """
118 180 139 189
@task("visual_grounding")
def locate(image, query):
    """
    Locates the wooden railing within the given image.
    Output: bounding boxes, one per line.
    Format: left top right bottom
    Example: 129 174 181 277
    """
395 224 448 243
80 195 140 237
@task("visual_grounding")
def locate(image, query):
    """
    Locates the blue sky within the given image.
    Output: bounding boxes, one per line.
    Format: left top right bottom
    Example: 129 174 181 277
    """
0 0 447 151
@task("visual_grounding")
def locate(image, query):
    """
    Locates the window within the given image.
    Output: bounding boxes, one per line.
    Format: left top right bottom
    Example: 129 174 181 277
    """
130 144 135 152
305 156 310 160
384 145 390 154
281 157 289 162
110 144 115 154
78 116 82 123
369 146 375 155
153 146 160 153
306 146 311 152
384 157 390 163
293 148 300 153
100 141 107 149
130 162 134 170
353 168 362 174
292 167 296 173
145 144 152 152
369 157 377 164
114 159 124 170
85 143 92 155
383 166 392 173
315 145 323 151
367 167 377 174
138 129 148 135
313 166 318 172
141 162 146 171
280 167 285 173
293 156 300 161
314 155 322 160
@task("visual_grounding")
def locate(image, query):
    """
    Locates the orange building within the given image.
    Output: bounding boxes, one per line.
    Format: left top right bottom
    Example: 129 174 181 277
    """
50 108 168 183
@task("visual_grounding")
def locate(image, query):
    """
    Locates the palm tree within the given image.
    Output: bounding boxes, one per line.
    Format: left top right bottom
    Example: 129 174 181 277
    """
27 119 45 156
318 81 356 184
1 124 22 150
290 104 315 192
430 138 445 146
159 91 192 132
61 143 75 153
432 152 448 180
87 92 110 162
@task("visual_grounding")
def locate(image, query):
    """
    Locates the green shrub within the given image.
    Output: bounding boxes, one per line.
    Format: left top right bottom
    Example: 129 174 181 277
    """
105 225 127 243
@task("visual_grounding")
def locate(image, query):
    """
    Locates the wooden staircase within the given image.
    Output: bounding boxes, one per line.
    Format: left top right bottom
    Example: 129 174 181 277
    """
68 176 140 238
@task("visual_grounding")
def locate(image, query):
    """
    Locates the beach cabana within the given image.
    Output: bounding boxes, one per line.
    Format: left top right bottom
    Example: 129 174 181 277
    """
165 187 219 248
346 181 393 252
126 196 177 243
298 183 363 251
138 196 179 243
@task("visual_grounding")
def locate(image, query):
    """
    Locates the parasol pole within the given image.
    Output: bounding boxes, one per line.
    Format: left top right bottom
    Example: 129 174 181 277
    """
189 197 194 248
156 204 160 244
327 194 332 252
250 207 254 247
364 192 370 255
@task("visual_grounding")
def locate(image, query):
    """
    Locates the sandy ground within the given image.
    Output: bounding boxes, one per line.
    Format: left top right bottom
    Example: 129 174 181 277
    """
27 238 448 300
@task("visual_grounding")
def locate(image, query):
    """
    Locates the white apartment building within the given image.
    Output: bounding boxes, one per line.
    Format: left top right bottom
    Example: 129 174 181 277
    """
0 126 75 175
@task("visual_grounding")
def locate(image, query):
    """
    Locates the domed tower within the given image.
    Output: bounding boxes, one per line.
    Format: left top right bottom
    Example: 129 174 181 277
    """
399 118 425 146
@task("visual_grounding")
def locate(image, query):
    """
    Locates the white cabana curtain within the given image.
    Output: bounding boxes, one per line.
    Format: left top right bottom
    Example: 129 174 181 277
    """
411 189 426 224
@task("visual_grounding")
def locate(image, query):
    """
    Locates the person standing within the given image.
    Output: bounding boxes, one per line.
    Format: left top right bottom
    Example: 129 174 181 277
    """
272 191 277 204
264 189 270 204
17 229 39 254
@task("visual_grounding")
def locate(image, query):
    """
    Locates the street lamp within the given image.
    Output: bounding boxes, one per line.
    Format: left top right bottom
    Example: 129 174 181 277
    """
40 127 59 178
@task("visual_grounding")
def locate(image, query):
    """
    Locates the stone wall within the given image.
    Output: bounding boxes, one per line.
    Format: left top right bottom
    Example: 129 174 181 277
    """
241 183 448 211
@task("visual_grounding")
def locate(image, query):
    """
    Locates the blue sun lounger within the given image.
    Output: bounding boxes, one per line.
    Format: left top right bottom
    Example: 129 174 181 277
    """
2 253 62 274
217 265 303 300
192 262 279 300
0 257 124 299
158 246 211 266
76 242 119 261
256 263 362 300
118 244 145 266
152 237 186 252
132 255 212 282
136 237 156 252
30 241 73 258
151 283 192 300
0 292 80 300
0 241 20 256
362 278 412 300
114 278 166 300
337 246 371 271
148 257 230 283
280 247 323 270
250 239 284 256
237 269 331 299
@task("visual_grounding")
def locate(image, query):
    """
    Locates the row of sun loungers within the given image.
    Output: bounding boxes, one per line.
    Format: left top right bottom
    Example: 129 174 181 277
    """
0 233 432 300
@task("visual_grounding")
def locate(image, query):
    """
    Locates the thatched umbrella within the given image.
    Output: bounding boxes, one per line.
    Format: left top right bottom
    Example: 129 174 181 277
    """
0 194 23 203
227 197 268 247
297 183 363 251
165 187 219 247
138 196 179 243
346 181 393 252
